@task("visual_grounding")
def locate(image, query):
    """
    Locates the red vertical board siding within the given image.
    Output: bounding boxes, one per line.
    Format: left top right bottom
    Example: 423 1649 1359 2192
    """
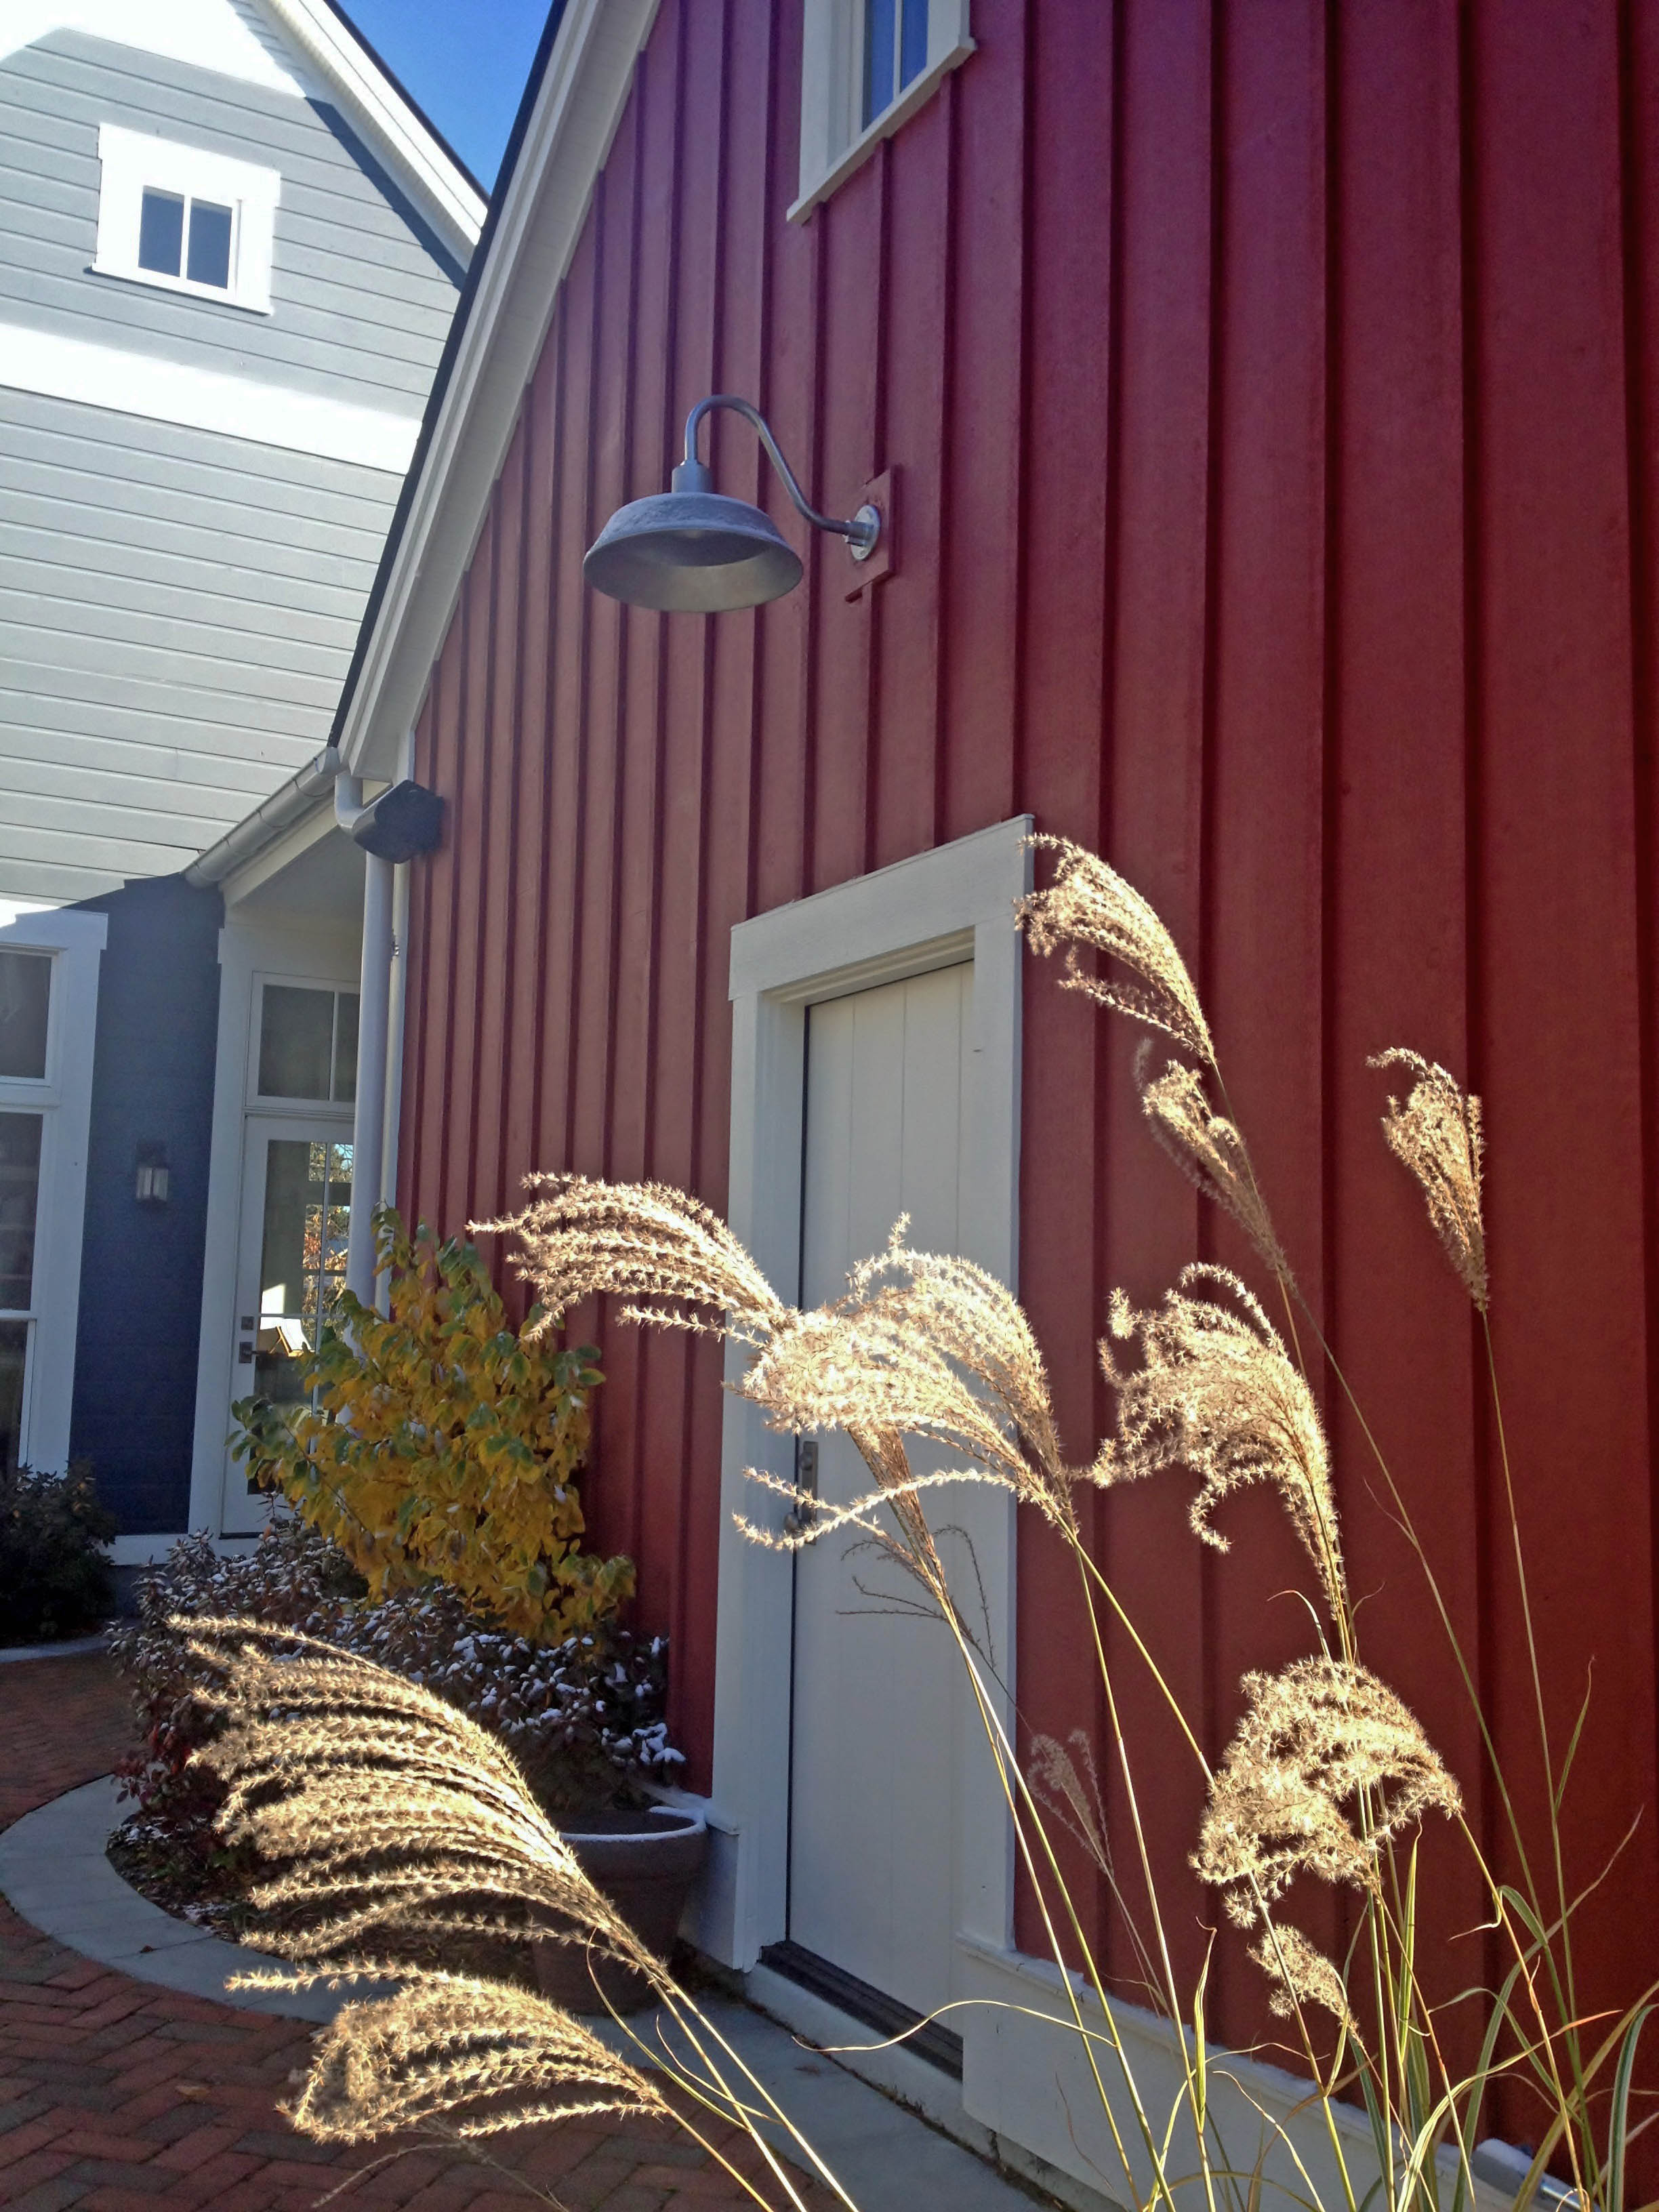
394 0 1659 2081
1467 0 1658 2065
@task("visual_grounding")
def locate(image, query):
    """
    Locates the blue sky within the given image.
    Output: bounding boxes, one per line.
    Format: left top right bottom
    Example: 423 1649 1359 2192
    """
338 0 553 189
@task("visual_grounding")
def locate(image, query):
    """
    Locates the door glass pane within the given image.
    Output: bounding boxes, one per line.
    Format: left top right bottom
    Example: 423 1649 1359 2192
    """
0 1317 26 1473
258 985 335 1099
0 1113 42 1312
0 951 49 1080
138 188 184 276
253 1138 352 1406
186 199 232 287
332 993 359 1105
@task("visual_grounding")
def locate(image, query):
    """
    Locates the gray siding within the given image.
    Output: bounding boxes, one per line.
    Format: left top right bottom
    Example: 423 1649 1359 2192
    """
0 30 464 410
0 18 466 902
0 384 399 902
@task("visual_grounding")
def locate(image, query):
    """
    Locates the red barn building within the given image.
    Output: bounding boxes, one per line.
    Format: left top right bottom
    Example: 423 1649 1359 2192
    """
330 3 1659 2198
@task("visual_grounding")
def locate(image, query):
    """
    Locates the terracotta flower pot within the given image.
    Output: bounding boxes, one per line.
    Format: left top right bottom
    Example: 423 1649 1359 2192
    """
532 1805 708 2015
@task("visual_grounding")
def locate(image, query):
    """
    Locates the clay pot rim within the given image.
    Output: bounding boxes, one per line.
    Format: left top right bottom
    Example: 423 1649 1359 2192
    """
557 1805 706 1848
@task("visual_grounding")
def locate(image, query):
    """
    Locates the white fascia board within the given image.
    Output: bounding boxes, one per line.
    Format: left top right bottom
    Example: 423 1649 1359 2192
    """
335 0 661 779
258 0 487 262
0 321 419 472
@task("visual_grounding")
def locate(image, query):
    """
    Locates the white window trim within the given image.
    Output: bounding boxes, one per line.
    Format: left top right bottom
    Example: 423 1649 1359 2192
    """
94 124 281 316
792 0 974 222
246 975 359 1113
0 903 106 1479
697 815 1029 2007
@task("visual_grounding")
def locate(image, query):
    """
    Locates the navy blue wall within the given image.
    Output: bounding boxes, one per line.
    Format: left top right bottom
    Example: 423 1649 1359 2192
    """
71 875 222 1532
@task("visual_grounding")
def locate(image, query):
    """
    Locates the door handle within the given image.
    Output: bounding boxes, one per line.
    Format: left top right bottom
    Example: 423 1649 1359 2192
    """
783 1437 819 1539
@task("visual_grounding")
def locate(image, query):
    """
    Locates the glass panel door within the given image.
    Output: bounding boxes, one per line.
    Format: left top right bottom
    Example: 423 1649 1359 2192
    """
0 1110 43 1473
223 1116 352 1534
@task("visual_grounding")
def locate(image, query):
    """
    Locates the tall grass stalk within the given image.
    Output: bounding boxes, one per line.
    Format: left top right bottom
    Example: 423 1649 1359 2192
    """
195 841 1652 2212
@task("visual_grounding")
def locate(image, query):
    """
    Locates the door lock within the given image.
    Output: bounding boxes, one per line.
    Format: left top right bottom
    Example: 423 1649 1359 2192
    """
783 1437 819 1540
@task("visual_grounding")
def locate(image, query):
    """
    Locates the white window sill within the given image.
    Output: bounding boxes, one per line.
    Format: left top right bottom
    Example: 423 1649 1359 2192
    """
89 258 272 316
789 36 975 222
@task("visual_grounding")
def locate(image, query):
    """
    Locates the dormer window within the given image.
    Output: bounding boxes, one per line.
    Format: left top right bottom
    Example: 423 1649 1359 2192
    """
95 125 279 314
793 0 973 220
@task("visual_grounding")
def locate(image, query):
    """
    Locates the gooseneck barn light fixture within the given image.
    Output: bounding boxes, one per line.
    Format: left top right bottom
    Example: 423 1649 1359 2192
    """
583 395 881 613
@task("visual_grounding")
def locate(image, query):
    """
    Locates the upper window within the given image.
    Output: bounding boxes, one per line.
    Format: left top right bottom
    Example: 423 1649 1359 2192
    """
0 952 51 1083
255 983 359 1105
794 0 973 220
94 125 280 314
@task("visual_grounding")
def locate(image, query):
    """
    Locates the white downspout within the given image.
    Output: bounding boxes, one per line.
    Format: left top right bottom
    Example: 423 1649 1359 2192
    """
378 733 415 1315
337 772 395 1310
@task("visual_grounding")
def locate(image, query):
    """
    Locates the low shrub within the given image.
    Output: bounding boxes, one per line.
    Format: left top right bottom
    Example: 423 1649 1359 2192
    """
110 1519 682 1864
0 1460 115 1645
231 1207 633 1643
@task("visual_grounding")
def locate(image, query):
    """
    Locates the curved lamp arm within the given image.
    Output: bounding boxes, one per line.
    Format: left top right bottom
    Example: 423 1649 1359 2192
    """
675 394 880 559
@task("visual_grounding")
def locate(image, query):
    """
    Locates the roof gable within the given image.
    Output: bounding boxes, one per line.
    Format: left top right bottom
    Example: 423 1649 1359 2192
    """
0 0 486 258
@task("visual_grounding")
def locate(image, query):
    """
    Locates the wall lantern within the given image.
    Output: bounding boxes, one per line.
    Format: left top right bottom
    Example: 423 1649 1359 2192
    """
134 1141 170 1206
583 395 881 613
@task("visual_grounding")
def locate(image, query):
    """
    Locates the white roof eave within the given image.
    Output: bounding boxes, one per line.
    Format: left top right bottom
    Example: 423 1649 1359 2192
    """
335 0 661 778
261 0 487 260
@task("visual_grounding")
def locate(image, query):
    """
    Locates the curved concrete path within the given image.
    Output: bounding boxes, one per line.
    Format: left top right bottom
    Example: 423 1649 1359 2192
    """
0 1755 1036 2211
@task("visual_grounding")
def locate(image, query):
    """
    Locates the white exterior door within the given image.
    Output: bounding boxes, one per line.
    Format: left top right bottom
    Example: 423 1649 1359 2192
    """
785 962 983 2026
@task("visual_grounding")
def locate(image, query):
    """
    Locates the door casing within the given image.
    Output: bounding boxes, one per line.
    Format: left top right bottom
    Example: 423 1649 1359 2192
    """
704 815 1031 1977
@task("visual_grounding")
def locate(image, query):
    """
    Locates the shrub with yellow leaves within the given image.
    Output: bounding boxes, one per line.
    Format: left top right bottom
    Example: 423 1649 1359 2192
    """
230 1206 633 1643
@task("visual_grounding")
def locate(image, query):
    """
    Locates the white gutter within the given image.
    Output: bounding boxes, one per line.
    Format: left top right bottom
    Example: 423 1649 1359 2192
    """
184 746 340 887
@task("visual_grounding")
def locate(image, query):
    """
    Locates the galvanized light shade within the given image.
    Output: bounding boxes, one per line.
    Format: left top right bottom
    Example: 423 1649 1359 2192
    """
583 472 803 613
583 396 879 613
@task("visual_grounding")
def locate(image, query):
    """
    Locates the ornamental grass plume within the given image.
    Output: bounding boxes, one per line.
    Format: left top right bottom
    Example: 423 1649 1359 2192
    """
1017 834 1215 1065
1193 1657 1462 1928
1369 1050 1488 1311
1136 1050 1291 1286
188 1620 644 1973
1250 1924 1358 2035
484 1174 791 1347
1097 1266 1345 1618
283 1967 667 2144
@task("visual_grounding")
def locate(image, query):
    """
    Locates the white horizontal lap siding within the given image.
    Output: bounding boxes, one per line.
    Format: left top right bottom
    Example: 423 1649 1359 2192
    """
0 385 406 897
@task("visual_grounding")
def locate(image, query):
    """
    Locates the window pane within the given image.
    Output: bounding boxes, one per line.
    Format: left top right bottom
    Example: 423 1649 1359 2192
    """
0 1318 26 1475
899 0 928 90
0 951 49 1080
138 188 184 276
332 993 359 1104
187 199 232 288
863 0 897 125
0 1113 42 1313
254 1136 352 1405
258 985 334 1099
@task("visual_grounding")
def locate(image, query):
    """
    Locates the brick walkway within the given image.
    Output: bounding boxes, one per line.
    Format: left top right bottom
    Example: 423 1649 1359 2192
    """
0 1652 818 2212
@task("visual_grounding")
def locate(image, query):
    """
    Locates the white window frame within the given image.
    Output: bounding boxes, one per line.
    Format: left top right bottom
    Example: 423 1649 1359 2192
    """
0 904 106 1477
246 975 359 1113
792 0 974 221
94 124 280 315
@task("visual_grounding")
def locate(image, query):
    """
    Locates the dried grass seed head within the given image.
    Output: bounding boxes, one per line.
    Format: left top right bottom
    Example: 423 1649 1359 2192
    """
1193 1656 1461 1927
1136 1050 1290 1286
1370 1050 1488 1311
1017 836 1214 1065
479 1174 788 1346
1250 1925 1358 2034
286 1965 668 2143
188 1621 648 1973
1097 1266 1345 1617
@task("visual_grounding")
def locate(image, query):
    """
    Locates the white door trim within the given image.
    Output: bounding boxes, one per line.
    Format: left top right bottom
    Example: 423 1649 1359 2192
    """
702 815 1031 1974
185 917 361 1546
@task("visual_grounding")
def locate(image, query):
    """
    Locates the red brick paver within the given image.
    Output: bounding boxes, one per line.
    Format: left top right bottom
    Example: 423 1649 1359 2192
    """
0 1654 821 2210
